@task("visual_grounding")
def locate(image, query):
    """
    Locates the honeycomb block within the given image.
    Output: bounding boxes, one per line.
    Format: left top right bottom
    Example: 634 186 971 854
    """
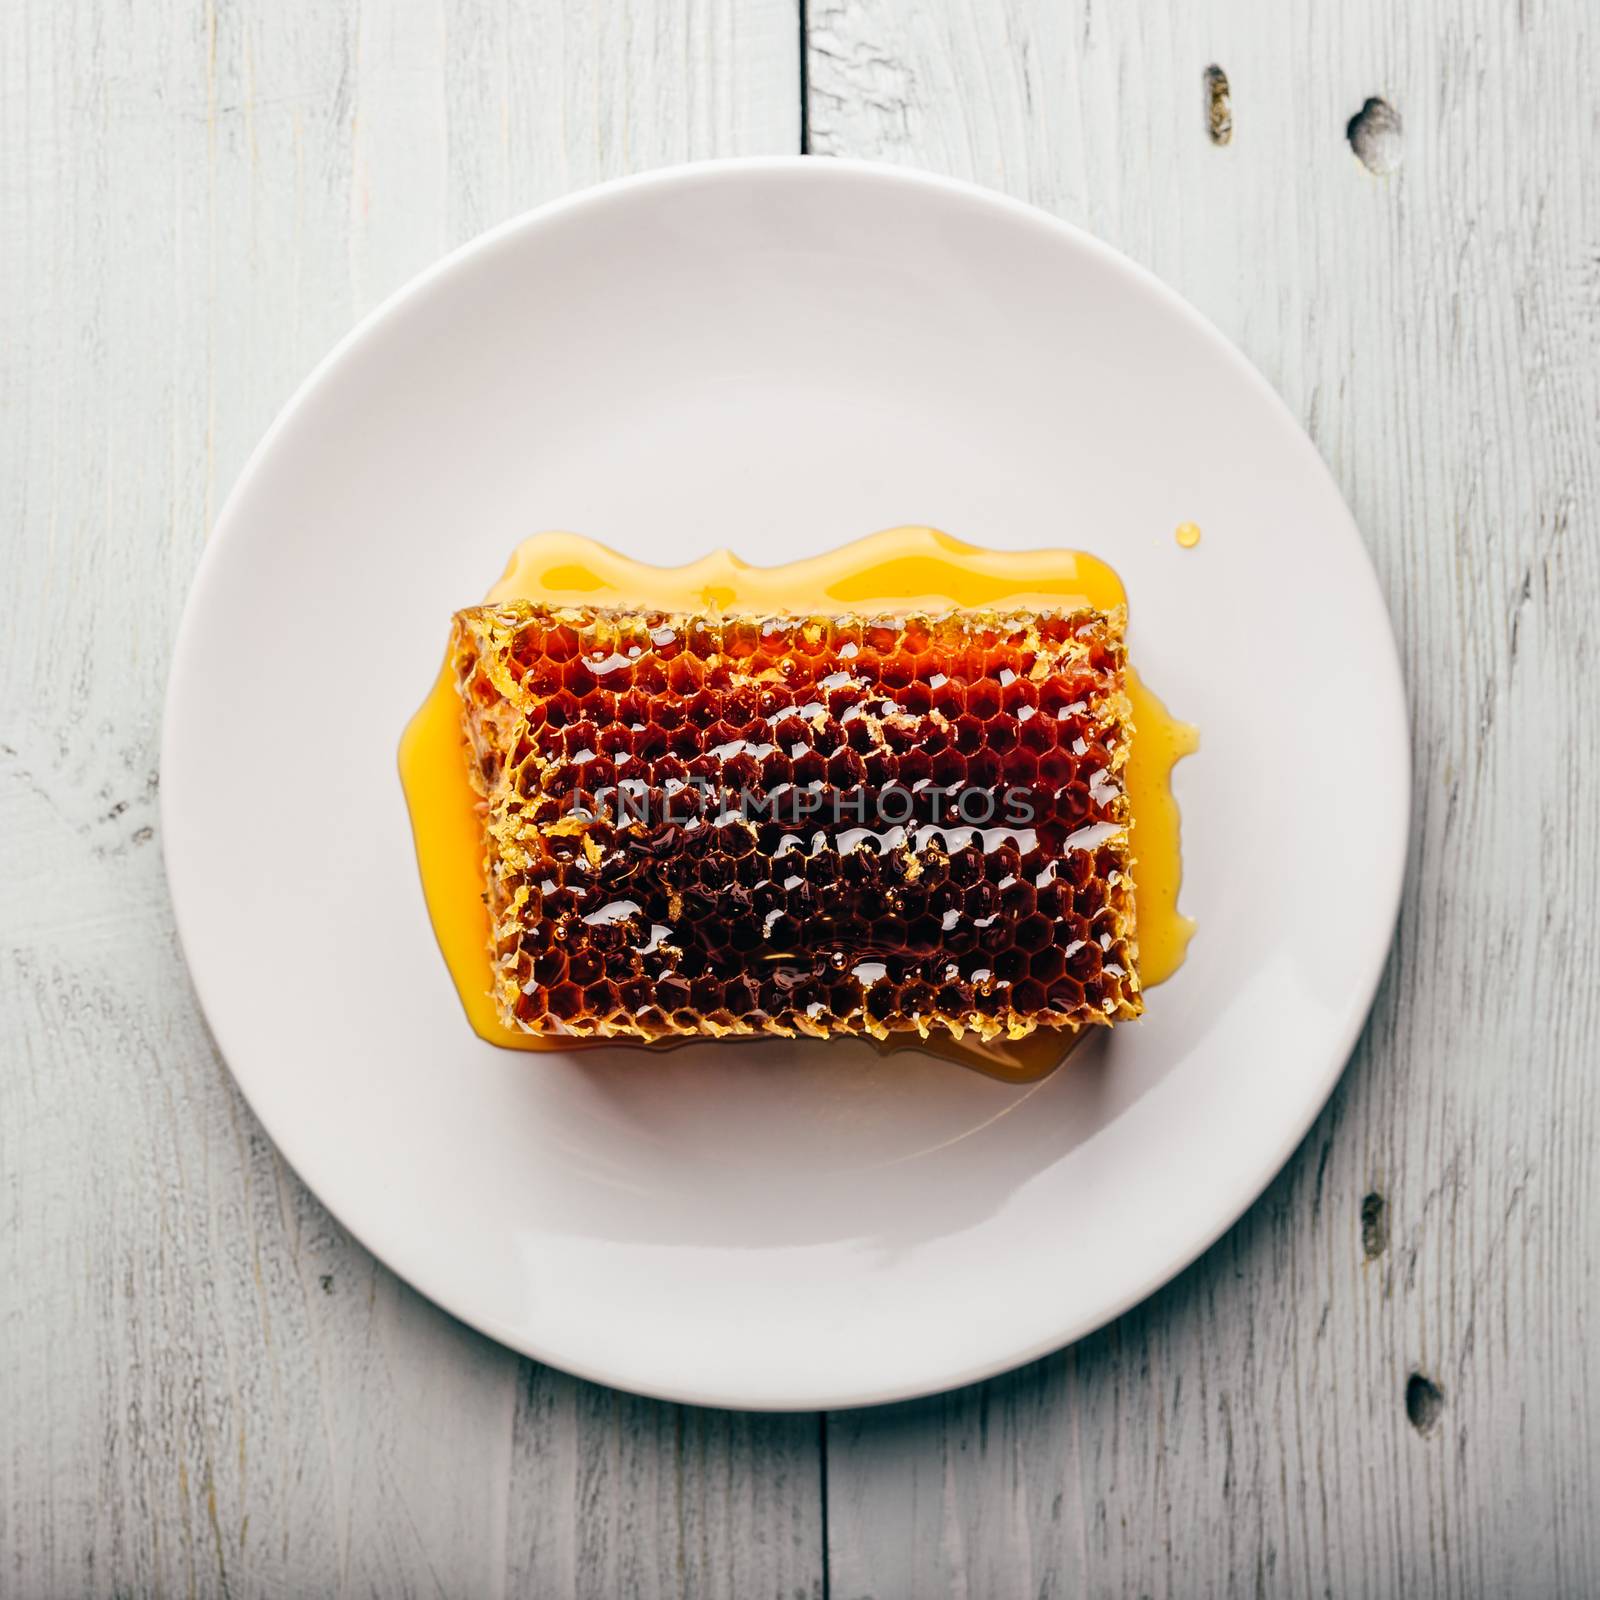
450 602 1141 1043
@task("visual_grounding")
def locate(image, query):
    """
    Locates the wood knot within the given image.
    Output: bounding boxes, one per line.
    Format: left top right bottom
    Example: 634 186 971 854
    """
1347 97 1403 175
1405 1372 1444 1435
1204 65 1232 146
1360 1192 1388 1259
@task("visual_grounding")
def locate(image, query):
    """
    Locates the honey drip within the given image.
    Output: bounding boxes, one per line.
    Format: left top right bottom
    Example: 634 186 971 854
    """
399 528 1196 1081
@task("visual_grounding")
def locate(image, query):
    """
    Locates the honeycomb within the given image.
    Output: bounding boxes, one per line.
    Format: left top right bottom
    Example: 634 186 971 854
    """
449 601 1142 1043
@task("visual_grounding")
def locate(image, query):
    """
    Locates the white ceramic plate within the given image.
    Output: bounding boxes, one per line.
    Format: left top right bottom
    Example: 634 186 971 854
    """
163 159 1408 1410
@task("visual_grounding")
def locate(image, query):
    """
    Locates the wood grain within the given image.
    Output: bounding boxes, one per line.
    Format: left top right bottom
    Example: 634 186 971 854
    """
0 3 811 1597
809 0 1600 1595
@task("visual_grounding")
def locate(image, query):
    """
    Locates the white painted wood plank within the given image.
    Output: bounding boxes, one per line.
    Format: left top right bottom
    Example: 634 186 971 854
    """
810 0 1600 1594
0 2 808 1596
509 1369 823 1600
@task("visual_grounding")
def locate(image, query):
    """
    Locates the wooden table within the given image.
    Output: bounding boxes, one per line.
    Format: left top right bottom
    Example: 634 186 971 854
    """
5 2 1597 1594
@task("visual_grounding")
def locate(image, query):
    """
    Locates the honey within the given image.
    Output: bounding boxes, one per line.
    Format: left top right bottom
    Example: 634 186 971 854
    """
455 599 1140 1042
400 528 1196 1079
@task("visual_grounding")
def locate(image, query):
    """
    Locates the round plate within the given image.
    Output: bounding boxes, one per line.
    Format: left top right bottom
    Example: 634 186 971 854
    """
162 159 1408 1410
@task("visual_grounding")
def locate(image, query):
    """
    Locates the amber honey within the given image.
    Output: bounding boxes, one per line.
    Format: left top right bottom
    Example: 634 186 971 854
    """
400 527 1196 1080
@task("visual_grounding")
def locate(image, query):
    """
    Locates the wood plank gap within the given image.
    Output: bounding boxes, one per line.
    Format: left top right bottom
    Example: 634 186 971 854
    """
798 0 811 153
818 1409 831 1600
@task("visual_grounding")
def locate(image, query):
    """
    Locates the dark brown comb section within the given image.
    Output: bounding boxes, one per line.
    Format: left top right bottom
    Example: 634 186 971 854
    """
450 602 1141 1043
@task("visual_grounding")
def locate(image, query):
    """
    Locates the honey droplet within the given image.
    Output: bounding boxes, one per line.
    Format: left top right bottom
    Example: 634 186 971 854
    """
1175 521 1202 549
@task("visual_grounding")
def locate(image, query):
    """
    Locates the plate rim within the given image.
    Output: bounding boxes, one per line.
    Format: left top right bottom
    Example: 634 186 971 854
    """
160 155 1412 1411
